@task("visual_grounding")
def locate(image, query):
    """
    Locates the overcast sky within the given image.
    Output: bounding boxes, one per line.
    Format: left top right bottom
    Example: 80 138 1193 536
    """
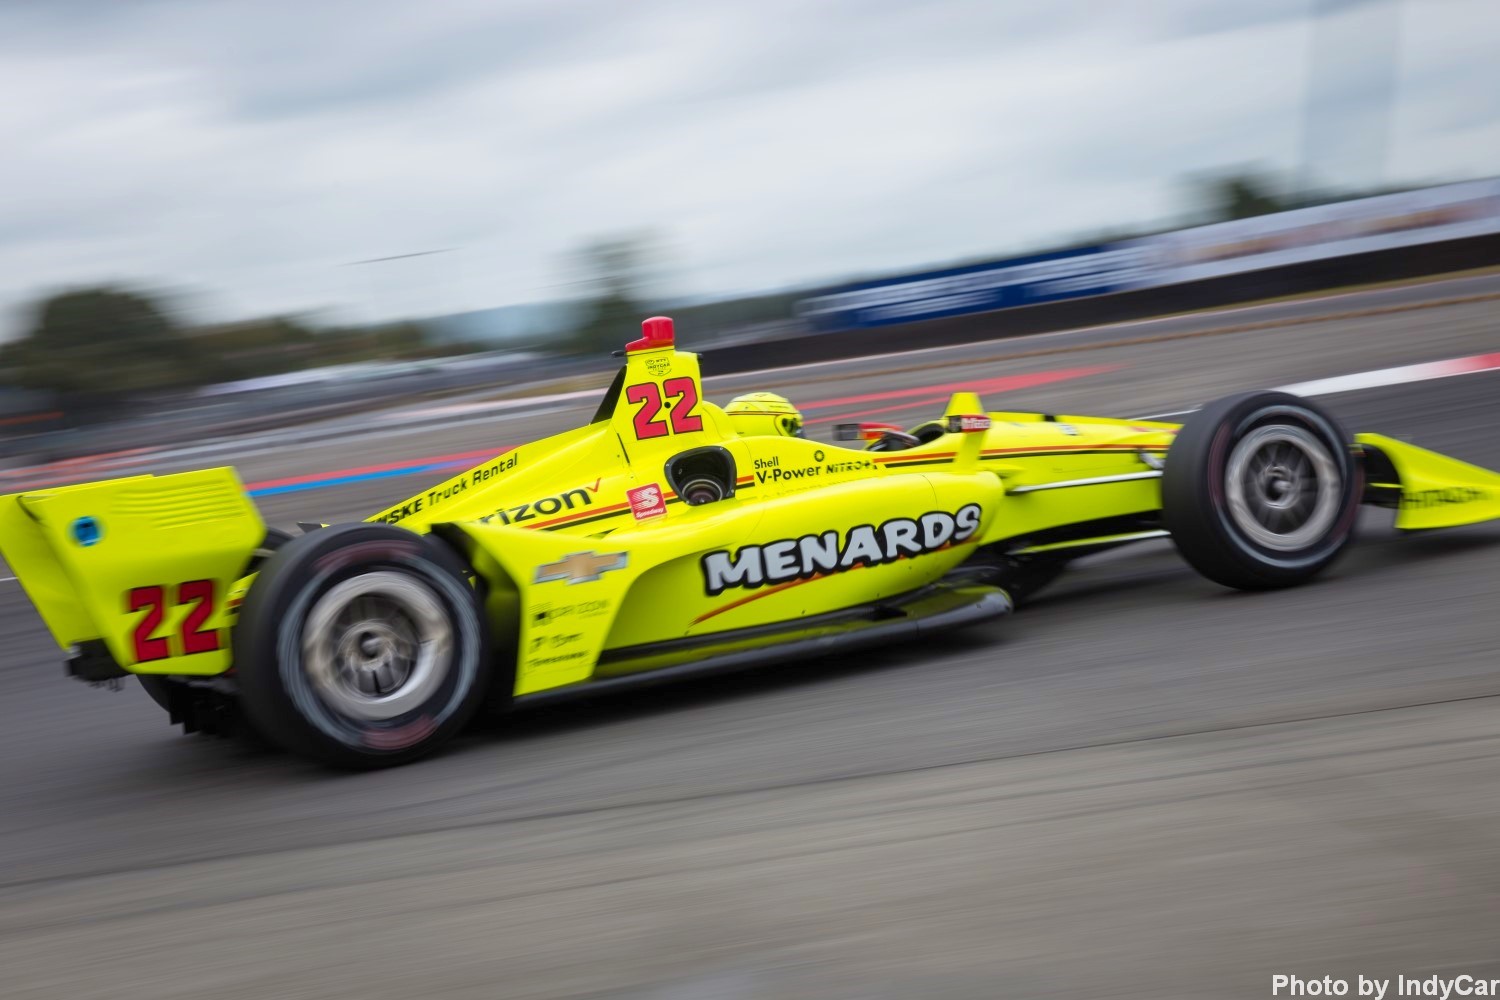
0 0 1495 335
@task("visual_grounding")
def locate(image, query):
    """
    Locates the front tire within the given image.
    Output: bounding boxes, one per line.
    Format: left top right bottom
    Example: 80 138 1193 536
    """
234 523 490 768
1163 391 1361 590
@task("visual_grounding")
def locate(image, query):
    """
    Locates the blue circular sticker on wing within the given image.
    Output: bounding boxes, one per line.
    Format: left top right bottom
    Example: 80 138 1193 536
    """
71 516 102 547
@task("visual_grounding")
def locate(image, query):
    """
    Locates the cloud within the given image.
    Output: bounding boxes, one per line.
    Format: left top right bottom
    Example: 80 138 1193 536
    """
0 0 1495 335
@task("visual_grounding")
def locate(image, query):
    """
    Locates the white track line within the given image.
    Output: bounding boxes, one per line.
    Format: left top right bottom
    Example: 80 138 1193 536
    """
1277 352 1500 397
1133 351 1500 421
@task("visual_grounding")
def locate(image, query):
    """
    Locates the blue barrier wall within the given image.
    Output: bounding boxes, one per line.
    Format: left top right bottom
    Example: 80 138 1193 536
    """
797 178 1500 333
797 243 1150 331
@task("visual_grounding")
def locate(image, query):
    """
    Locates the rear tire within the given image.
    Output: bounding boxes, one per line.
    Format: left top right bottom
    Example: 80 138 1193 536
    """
1163 391 1361 590
234 523 491 768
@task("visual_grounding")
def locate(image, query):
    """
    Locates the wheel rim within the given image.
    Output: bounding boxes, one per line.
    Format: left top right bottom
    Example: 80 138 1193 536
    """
301 571 454 721
1224 424 1342 552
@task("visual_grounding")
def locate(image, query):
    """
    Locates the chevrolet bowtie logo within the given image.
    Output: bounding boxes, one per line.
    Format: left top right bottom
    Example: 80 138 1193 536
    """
534 550 628 585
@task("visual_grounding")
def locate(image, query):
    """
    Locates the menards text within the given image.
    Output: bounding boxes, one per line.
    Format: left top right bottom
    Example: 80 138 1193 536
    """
701 504 981 596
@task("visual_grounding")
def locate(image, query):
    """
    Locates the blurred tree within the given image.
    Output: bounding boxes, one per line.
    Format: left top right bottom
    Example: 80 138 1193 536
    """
567 234 663 355
374 321 427 357
10 287 204 398
0 339 20 376
1191 170 1287 222
196 316 322 379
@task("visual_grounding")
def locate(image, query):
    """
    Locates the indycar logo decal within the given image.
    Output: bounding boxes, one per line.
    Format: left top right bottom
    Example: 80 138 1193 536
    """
534 550 628 585
700 504 982 597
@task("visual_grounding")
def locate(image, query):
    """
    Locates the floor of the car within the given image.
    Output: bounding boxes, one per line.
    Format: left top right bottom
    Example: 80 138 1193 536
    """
515 578 1012 706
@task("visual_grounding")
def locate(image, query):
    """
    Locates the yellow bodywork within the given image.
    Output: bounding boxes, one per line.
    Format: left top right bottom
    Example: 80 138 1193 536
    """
2 335 1498 698
0 469 263 675
1357 433 1500 530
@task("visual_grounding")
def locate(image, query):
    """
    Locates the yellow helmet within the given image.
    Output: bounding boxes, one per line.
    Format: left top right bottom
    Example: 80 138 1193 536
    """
725 392 804 438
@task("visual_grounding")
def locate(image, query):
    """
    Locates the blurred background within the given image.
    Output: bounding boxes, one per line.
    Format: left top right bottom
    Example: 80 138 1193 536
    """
1 0 1496 464
3 3 1500 998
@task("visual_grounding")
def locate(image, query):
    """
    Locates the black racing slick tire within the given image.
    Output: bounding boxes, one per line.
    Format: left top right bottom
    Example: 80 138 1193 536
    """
1162 391 1361 590
233 523 491 768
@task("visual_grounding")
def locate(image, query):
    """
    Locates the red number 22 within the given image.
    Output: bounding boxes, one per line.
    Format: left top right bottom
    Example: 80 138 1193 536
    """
128 580 221 663
625 378 702 440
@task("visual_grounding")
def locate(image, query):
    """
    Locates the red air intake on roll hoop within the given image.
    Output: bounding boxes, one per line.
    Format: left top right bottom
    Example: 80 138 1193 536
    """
626 316 675 353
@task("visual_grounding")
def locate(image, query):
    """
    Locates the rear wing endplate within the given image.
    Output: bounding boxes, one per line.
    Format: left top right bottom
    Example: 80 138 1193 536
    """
0 468 264 675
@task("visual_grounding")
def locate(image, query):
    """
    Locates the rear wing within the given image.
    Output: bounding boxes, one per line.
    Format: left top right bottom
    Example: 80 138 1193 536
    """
0 468 264 676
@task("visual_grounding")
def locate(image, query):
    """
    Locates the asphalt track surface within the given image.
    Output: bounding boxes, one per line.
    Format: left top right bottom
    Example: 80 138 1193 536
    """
1 279 1499 999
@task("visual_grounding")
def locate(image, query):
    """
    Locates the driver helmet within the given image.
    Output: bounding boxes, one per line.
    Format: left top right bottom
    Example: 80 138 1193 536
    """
725 392 804 438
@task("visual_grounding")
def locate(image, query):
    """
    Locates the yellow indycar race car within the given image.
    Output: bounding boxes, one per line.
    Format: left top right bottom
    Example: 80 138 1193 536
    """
4 317 1499 767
